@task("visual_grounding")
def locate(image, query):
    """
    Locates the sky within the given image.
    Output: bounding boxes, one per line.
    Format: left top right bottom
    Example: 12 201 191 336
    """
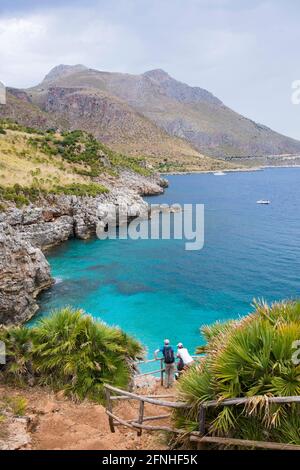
1 0 300 139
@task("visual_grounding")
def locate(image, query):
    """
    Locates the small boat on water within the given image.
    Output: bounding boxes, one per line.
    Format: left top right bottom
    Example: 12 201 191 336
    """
213 171 226 176
256 200 271 205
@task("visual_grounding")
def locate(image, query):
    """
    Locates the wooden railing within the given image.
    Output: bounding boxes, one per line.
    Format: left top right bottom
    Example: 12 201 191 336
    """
134 358 165 386
104 384 189 436
133 355 202 386
193 395 300 450
104 383 300 450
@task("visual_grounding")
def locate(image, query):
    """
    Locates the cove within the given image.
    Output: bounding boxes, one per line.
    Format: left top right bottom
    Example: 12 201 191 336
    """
36 168 300 357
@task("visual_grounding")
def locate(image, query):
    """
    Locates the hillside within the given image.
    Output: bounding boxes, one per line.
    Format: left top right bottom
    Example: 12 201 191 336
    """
0 122 167 325
0 383 167 450
0 83 227 174
0 307 168 450
2 65 300 170
29 65 300 159
0 120 163 207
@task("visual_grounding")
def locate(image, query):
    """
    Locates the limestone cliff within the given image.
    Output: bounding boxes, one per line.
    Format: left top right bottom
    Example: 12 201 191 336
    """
0 223 52 325
0 172 166 325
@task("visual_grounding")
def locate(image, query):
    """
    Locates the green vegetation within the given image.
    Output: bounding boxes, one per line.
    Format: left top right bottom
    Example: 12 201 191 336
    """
0 182 108 208
0 120 153 208
0 395 27 417
175 301 300 446
0 184 37 207
51 182 108 197
0 119 45 135
0 395 28 439
0 307 144 402
27 128 152 177
156 161 186 173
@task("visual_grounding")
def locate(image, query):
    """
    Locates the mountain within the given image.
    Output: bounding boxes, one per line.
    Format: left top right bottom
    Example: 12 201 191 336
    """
1 77 227 174
2 64 300 170
33 65 300 159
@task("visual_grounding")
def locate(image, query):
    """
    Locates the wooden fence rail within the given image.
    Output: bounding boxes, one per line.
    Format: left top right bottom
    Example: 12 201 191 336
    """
104 381 300 450
190 435 300 451
196 395 300 450
104 383 189 435
133 355 203 386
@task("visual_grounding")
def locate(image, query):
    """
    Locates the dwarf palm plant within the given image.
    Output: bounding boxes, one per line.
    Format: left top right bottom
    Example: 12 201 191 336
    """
0 307 144 402
176 300 300 445
0 326 33 382
31 307 144 400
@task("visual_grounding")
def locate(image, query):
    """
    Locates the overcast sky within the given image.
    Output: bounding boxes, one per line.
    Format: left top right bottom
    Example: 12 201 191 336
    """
1 0 300 139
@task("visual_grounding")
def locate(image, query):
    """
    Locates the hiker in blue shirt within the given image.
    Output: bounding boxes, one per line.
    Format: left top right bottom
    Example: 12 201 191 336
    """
154 339 175 388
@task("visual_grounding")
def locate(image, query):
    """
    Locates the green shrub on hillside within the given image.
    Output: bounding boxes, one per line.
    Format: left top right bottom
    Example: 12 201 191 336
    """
27 128 152 177
0 119 153 177
175 300 300 446
0 119 45 135
0 307 144 402
51 182 108 197
0 184 48 207
0 182 109 207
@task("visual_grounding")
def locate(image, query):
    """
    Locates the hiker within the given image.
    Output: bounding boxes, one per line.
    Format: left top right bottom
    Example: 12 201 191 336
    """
176 343 194 368
154 339 175 388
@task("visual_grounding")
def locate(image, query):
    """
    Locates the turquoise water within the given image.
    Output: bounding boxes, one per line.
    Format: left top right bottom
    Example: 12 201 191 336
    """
36 168 300 357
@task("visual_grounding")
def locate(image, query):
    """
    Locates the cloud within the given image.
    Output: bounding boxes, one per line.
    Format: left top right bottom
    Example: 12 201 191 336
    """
0 7 144 87
0 0 300 139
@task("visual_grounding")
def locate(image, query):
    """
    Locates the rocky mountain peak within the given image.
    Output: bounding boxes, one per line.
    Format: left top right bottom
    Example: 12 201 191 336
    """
143 69 170 82
42 64 88 84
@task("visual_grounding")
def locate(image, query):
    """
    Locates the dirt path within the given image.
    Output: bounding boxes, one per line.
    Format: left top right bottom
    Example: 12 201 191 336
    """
0 383 172 450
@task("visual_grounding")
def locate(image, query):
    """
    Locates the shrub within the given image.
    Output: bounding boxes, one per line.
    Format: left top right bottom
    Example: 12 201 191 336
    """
27 128 153 177
51 182 108 197
8 397 28 416
0 326 33 382
0 307 144 402
175 300 300 446
0 185 42 207
0 182 108 207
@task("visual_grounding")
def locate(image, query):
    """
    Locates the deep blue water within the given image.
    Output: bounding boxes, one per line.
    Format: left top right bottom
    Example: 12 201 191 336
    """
36 168 300 357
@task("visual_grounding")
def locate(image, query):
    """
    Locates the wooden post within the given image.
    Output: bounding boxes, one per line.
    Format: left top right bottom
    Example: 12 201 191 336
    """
160 358 164 386
197 404 206 450
104 387 115 433
137 400 145 436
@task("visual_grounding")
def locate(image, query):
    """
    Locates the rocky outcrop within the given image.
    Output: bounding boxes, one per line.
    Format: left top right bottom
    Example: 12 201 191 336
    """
0 415 31 450
117 171 168 196
0 223 52 325
0 172 167 324
1 188 150 250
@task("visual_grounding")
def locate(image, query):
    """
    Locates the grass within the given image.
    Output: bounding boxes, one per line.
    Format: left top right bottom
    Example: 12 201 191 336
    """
0 395 27 440
0 129 92 189
0 120 156 208
28 128 152 177
0 307 144 403
51 182 108 197
175 300 300 447
0 183 108 207
4 396 27 417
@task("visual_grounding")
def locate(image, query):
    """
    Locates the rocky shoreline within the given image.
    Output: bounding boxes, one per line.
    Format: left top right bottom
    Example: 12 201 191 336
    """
0 171 167 325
